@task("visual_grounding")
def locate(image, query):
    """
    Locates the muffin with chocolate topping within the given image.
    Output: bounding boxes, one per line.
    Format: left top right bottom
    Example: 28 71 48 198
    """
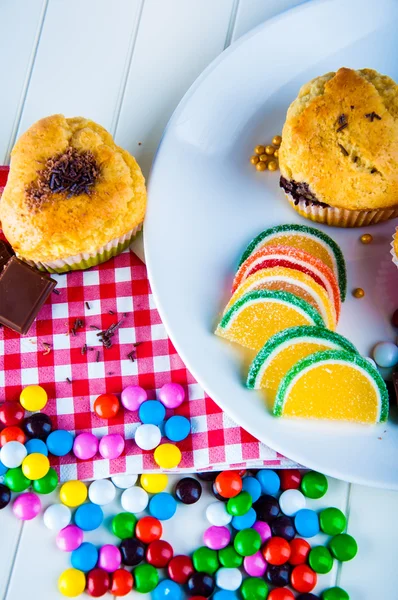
0 114 146 272
279 68 398 227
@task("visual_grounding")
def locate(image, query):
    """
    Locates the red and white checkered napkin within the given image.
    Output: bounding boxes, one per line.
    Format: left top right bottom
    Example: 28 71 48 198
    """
0 166 295 480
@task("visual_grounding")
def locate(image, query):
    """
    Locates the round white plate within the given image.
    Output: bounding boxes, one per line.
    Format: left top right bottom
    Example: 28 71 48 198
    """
145 0 398 488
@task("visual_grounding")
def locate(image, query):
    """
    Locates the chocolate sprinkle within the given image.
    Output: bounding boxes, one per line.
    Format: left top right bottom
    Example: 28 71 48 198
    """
365 111 382 122
108 310 115 315
280 177 330 209
336 122 348 133
96 351 100 362
66 377 72 384
81 344 87 355
337 114 347 126
90 325 100 330
53 288 60 295
85 302 91 310
338 144 349 156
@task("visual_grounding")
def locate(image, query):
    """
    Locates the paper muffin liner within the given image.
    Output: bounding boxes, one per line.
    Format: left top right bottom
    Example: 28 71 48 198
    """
20 224 142 274
391 230 398 269
285 193 398 228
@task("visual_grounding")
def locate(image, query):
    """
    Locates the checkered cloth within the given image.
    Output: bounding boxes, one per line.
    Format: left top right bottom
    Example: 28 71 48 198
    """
0 166 295 481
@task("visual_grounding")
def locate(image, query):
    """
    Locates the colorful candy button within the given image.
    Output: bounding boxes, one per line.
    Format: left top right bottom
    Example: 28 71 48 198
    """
295 509 320 537
140 473 168 494
25 438 48 456
111 473 138 489
227 491 252 516
242 476 262 503
13 492 41 520
0 426 26 446
289 538 311 565
46 430 74 456
73 432 99 460
93 393 120 419
60 480 88 507
43 504 72 532
22 413 52 440
20 385 48 412
215 567 242 591
121 385 147 411
253 494 279 522
149 492 177 520
98 544 121 572
263 537 291 565
243 551 267 577
71 542 99 572
146 540 174 568
279 489 306 516
165 416 191 442
206 502 232 526
0 460 8 476
168 555 194 583
58 568 86 598
88 479 116 505
234 528 261 557
309 546 334 574
301 472 328 499
154 443 182 469
121 486 148 513
99 433 125 459
175 477 202 504
279 469 302 490
187 573 215 597
271 515 296 541
74 502 104 531
0 484 11 510
135 424 162 450
112 512 137 539
153 579 182 600
291 565 317 593
215 471 242 498
213 592 239 600
22 453 50 480
231 507 257 531
373 341 398 368
33 467 58 494
56 525 84 551
133 564 159 593
241 577 269 600
218 546 243 568
203 526 231 550
110 569 133 597
266 564 291 587
5 468 30 493
256 470 280 495
268 589 294 600
0 402 24 426
321 587 349 600
119 538 146 567
252 520 272 544
319 507 347 535
329 533 358 561
86 568 110 597
158 383 185 408
192 547 220 574
136 516 162 543
0 441 27 468
139 400 166 426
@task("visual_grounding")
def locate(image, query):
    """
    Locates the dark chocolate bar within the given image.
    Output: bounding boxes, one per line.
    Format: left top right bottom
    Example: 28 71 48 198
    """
0 257 57 334
0 240 13 270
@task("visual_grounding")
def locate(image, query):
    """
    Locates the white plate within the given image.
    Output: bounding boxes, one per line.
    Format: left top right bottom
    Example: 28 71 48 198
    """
145 0 398 489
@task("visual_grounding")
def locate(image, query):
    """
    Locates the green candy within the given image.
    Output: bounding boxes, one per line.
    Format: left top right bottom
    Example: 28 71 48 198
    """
112 512 137 539
319 507 347 535
329 533 358 561
218 545 243 568
227 491 252 516
241 577 268 600
192 546 219 574
32 468 58 494
322 586 350 600
133 564 158 593
309 545 334 574
234 528 261 557
301 471 328 499
4 467 30 492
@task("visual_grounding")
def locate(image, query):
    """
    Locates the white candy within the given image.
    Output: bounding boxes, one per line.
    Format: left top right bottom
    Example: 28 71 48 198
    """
43 504 71 532
206 501 232 526
88 479 116 505
279 489 306 517
111 474 138 489
121 486 148 513
0 441 27 469
215 567 242 591
134 424 161 451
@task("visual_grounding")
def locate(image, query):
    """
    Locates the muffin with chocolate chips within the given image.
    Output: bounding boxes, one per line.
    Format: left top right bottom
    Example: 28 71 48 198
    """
279 68 398 227
0 114 146 272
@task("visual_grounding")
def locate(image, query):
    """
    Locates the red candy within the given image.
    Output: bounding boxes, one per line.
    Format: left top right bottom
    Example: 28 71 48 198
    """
146 540 173 567
135 517 162 544
291 565 317 593
188 597 207 600
0 402 25 427
279 469 302 490
268 589 295 600
263 537 291 565
93 394 120 419
86 568 110 597
168 555 194 584
214 471 243 498
0 426 26 446
110 569 133 597
289 538 311 565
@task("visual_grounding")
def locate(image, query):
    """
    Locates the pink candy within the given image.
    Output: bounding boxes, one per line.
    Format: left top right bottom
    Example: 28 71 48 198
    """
12 492 41 521
98 544 121 572
158 383 185 409
99 434 125 459
253 520 272 544
73 432 99 460
56 525 84 551
203 525 231 550
121 385 147 412
244 551 268 576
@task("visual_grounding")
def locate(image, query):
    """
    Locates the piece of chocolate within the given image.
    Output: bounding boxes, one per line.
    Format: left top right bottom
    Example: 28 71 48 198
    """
0 240 14 271
0 257 57 334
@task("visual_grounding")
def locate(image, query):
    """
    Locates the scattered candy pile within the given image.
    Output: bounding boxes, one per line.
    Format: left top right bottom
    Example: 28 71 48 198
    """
250 136 281 172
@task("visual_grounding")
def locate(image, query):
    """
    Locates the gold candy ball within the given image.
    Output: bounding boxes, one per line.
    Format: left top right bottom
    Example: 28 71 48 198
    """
273 148 279 158
254 145 265 155
259 154 268 162
272 135 282 146
256 161 267 172
267 160 278 172
353 288 365 299
265 145 275 156
360 233 373 245
250 155 259 165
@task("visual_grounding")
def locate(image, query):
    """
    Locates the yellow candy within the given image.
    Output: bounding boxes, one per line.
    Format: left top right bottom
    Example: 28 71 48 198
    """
20 385 48 411
140 473 168 494
60 480 88 507
22 453 50 480
58 568 86 597
154 444 182 469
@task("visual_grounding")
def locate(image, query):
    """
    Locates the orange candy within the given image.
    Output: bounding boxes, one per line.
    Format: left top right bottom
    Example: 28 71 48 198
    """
214 471 243 498
111 569 133 596
135 517 162 544
93 394 120 419
289 538 311 565
262 537 291 565
0 426 26 446
291 564 317 593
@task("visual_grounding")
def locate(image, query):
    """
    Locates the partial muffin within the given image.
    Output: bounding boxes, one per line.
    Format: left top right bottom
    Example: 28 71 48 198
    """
392 228 398 268
279 68 398 227
0 115 146 272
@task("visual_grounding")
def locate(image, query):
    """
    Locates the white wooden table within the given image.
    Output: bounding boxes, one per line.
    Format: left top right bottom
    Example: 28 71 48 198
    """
0 1 396 598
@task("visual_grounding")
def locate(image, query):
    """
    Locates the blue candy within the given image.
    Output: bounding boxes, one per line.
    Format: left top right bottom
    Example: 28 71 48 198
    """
139 400 166 426
373 341 398 368
213 592 238 600
164 415 191 442
71 542 98 572
256 470 280 495
153 579 182 600
149 492 177 520
0 460 8 476
295 508 320 538
242 476 262 503
25 439 48 456
74 502 103 531
231 507 257 530
46 430 74 457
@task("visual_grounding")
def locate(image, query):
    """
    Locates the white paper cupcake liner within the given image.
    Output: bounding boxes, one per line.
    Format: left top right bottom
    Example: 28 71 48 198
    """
391 231 398 269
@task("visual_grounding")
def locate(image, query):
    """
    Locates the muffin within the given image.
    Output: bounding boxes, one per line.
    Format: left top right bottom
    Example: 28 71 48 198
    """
0 115 146 272
279 68 398 227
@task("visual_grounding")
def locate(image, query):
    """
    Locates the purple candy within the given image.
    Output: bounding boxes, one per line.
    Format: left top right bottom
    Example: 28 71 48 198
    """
12 492 41 521
121 385 147 412
99 434 125 459
98 544 121 572
244 551 268 577
56 524 83 551
253 520 272 543
158 383 185 409
203 525 231 550
73 432 99 460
